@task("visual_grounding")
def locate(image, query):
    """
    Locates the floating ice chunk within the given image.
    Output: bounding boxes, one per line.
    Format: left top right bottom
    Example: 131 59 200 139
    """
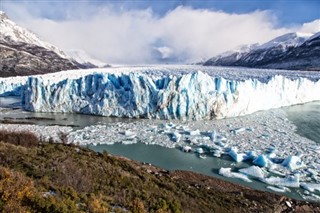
208 130 216 141
253 155 273 167
228 147 246 162
195 147 204 154
219 168 252 182
188 129 201 136
122 139 137 145
182 146 192 152
267 186 290 193
263 174 300 188
267 152 277 159
300 183 320 193
239 166 267 179
301 193 320 202
230 127 246 134
282 156 305 171
124 130 136 139
307 168 319 176
212 150 222 157
171 132 181 142
245 151 258 160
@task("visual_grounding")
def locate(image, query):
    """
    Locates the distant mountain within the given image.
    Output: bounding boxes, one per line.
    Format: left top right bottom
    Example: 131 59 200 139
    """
65 49 110 69
203 31 320 71
0 11 78 77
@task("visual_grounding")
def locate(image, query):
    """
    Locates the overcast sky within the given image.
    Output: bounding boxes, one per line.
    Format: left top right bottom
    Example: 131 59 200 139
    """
1 0 320 64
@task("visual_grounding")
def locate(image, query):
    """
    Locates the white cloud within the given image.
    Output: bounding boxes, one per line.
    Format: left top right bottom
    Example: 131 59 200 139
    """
3 4 318 64
298 19 320 35
155 46 174 59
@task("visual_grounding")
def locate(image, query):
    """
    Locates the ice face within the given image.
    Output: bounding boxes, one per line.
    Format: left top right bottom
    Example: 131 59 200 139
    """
21 67 320 120
0 76 27 97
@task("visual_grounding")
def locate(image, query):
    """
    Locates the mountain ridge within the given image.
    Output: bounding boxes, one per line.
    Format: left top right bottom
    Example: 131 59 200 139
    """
203 31 320 71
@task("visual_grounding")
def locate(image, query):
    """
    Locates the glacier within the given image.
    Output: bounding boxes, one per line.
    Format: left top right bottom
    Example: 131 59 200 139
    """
20 66 320 120
0 76 27 96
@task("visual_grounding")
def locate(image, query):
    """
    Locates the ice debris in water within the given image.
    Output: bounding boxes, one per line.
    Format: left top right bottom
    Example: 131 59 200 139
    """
300 183 320 193
262 174 300 188
219 168 252 182
238 166 268 179
65 107 320 193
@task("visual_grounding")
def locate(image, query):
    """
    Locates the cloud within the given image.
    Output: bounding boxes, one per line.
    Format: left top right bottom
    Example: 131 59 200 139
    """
2 3 317 64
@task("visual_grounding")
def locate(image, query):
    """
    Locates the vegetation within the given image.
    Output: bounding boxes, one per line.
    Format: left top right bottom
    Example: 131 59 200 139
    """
0 130 319 212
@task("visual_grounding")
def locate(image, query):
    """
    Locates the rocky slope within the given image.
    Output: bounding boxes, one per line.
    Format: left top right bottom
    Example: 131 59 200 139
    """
204 32 320 71
0 11 78 77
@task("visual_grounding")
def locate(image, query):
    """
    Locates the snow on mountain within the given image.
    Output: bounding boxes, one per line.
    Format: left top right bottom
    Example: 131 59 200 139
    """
256 32 308 50
65 49 108 68
0 11 66 58
9 65 319 120
203 31 320 70
0 11 78 77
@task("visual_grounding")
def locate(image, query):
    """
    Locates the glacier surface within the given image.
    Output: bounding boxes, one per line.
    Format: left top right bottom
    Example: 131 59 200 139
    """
19 65 320 120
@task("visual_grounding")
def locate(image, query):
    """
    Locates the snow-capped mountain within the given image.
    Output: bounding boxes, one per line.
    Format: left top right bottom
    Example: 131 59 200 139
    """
65 49 109 69
204 32 320 71
0 11 66 58
0 11 78 77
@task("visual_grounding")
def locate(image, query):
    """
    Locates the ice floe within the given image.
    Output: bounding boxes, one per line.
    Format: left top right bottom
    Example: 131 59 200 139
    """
219 168 252 182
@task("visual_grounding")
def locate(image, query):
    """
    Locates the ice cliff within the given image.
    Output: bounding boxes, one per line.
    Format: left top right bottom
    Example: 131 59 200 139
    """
0 76 26 96
21 67 320 120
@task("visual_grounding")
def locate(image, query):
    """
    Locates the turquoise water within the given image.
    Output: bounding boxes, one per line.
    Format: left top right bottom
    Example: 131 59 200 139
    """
285 101 320 143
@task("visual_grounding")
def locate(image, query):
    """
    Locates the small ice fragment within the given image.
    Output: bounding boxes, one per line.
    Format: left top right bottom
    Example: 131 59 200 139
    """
171 132 181 142
189 129 201 136
195 147 204 154
124 130 136 139
212 150 222 157
230 127 246 134
209 130 216 141
228 148 246 162
182 146 192 152
267 186 290 193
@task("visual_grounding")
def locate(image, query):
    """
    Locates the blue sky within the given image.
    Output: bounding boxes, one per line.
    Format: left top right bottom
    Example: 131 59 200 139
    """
2 0 319 25
1 0 319 64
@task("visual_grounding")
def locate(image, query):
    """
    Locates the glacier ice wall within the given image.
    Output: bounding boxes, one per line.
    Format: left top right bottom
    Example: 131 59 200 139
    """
0 77 27 96
22 70 320 120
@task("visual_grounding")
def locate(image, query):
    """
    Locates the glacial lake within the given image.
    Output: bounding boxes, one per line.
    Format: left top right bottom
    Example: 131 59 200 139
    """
1 96 320 201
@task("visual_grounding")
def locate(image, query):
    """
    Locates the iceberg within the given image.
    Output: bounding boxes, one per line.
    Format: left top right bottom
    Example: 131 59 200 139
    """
19 66 320 120
219 167 252 182
228 147 247 162
253 155 273 167
281 155 305 171
239 166 267 179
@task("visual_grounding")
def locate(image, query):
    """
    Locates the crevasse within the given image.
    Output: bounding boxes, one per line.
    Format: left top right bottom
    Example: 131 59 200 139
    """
22 70 320 120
